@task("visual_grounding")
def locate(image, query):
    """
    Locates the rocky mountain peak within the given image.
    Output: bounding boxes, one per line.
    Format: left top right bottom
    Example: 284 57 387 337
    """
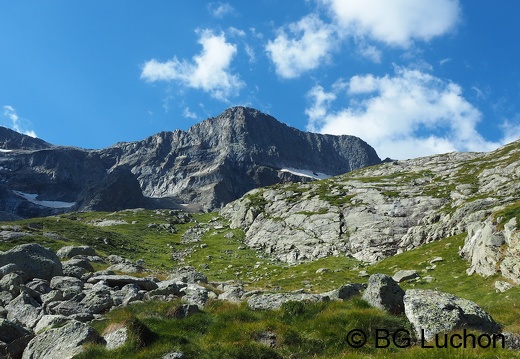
0 107 381 217
0 126 52 151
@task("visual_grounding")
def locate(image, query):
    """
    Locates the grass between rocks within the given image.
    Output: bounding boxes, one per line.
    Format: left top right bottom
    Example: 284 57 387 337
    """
1 209 520 358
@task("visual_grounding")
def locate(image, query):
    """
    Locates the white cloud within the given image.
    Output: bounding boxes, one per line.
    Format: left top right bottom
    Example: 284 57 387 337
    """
266 0 460 79
208 2 235 18
320 0 461 47
440 58 452 66
357 43 382 63
500 119 520 144
141 29 243 101
2 106 37 138
265 14 336 79
183 107 198 120
305 85 337 128
244 44 256 64
305 67 502 159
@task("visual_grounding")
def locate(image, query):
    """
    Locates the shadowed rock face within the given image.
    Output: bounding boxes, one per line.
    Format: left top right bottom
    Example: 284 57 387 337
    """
0 106 381 218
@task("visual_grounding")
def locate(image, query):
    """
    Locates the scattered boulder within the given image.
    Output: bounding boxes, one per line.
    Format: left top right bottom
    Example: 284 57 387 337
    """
218 286 246 303
392 270 419 283
111 283 144 306
180 284 210 309
0 244 62 281
322 283 365 300
0 263 20 277
0 272 24 296
362 274 404 314
162 352 186 359
103 326 129 350
22 320 102 359
495 281 513 293
247 292 328 311
33 315 69 334
87 275 158 291
6 291 43 329
169 266 208 284
403 289 501 341
56 246 97 259
167 304 199 319
0 318 31 344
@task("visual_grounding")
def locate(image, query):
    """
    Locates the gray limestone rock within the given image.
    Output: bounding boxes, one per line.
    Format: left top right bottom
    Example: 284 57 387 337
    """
169 266 208 284
33 315 69 334
80 288 113 314
403 289 500 341
6 291 43 329
103 327 128 350
22 320 102 359
322 283 365 301
87 275 158 291
56 246 97 259
392 270 419 283
247 292 328 311
180 284 210 309
0 318 31 344
218 286 246 303
111 284 144 307
162 352 186 359
0 244 62 281
361 274 404 315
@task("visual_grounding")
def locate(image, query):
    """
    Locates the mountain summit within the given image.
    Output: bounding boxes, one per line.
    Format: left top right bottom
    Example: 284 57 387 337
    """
0 106 381 218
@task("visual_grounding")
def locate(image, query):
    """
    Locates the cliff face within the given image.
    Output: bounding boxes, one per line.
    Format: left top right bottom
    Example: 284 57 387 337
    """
106 106 381 209
0 106 381 218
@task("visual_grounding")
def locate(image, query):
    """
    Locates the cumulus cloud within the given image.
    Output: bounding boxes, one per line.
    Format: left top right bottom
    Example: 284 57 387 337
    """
266 1 460 79
320 0 461 47
2 106 37 138
141 29 243 101
265 14 336 79
306 67 502 159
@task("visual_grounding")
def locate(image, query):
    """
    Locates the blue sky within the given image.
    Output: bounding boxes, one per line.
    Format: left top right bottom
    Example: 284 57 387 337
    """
1 1 520 159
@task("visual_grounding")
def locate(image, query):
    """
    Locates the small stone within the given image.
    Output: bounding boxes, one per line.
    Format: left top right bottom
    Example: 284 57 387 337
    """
495 280 513 293
392 270 419 283
315 268 329 274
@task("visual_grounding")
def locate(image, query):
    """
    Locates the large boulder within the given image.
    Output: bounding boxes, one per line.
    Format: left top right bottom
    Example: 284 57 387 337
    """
56 245 97 259
0 318 31 344
87 274 158 291
0 244 62 281
247 292 328 311
403 289 501 341
22 320 102 359
6 291 43 329
361 274 404 314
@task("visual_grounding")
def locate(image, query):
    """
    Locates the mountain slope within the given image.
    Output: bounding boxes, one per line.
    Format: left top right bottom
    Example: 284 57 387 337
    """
105 106 381 209
220 139 520 283
0 106 381 218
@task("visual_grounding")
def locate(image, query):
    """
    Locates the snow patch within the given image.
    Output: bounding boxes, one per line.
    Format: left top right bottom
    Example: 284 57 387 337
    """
13 191 76 209
279 167 331 180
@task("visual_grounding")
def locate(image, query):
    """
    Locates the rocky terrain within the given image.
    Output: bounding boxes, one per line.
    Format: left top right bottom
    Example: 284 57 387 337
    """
0 106 519 357
0 241 517 358
0 106 380 219
221 140 520 285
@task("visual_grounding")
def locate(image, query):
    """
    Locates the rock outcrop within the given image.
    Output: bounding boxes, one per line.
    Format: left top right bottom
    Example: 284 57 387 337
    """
221 140 520 272
403 289 501 341
0 239 513 356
